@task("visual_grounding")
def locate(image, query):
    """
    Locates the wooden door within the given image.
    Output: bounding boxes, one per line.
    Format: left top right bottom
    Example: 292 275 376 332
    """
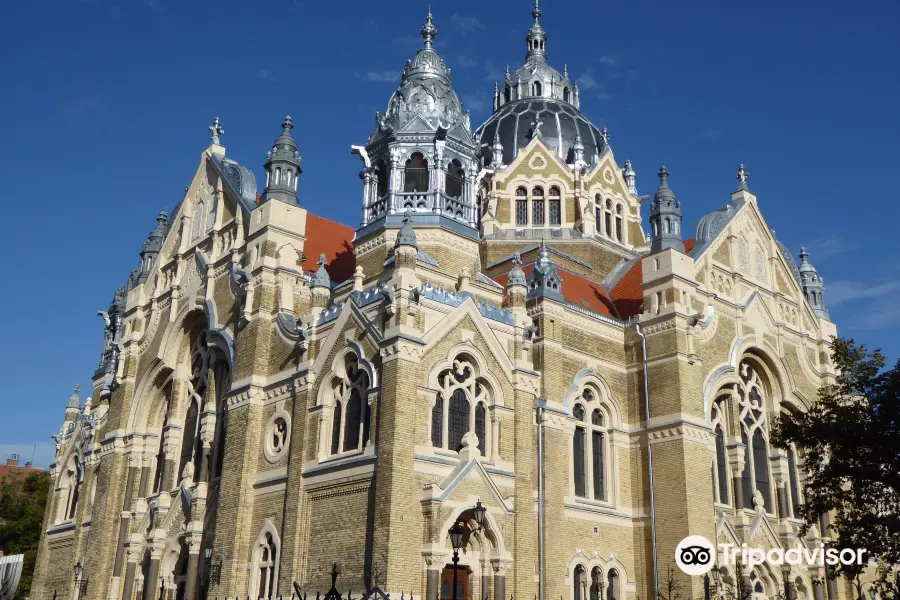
439 566 470 600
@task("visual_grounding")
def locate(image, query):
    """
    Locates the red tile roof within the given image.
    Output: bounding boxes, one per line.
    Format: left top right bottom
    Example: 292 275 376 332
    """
303 213 356 283
608 239 695 319
493 264 616 318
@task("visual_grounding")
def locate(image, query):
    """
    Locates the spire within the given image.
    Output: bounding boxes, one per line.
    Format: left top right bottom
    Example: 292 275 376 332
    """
311 254 331 289
798 247 830 320
572 132 585 165
261 115 302 207
525 0 547 62
394 210 418 249
736 164 750 191
421 8 437 49
623 160 637 195
649 166 685 254
526 240 563 301
135 210 168 284
490 130 505 168
209 116 224 146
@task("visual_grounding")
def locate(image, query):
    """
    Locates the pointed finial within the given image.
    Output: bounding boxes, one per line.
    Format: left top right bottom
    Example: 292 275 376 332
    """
532 0 542 23
209 116 224 145
67 385 81 410
736 164 749 190
530 118 544 139
421 9 437 48
563 64 568 78
658 165 670 184
506 252 527 288
506 64 511 76
282 115 295 134
157 210 168 226
799 247 809 262
600 127 610 145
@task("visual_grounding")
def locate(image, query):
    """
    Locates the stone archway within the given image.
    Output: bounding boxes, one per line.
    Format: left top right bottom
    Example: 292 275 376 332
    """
425 505 512 600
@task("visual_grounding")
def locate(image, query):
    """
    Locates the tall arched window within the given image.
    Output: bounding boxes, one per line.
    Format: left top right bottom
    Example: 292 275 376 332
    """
191 200 205 240
606 569 620 600
58 455 83 522
532 81 543 96
446 159 464 199
571 386 612 502
532 186 545 226
549 186 561 226
404 152 429 193
574 565 586 600
430 354 495 457
375 161 388 198
563 87 570 103
251 531 279 600
328 354 370 455
604 199 613 237
590 567 602 600
573 404 587 497
788 444 801 517
503 86 511 104
515 186 528 226
718 358 776 514
594 195 602 232
615 205 624 242
714 422 729 504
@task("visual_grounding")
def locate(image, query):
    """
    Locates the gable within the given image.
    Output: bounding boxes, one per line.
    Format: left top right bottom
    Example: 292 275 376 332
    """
501 136 572 182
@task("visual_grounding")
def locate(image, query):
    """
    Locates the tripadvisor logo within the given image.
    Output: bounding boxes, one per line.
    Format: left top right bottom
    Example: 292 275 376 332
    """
675 536 868 575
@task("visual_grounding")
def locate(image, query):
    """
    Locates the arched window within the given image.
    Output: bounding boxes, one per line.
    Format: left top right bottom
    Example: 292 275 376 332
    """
431 394 444 447
58 455 83 522
375 161 388 198
571 387 611 502
404 152 429 193
715 423 729 504
590 567 602 600
430 354 494 457
607 569 620 600
448 390 470 451
330 401 342 455
573 404 587 497
503 86 511 104
604 199 613 237
212 364 230 479
720 358 776 514
595 195 602 232
446 159 464 199
563 87 570 103
532 81 542 96
191 200 205 240
788 445 801 517
515 186 528 226
274 168 281 186
178 397 198 483
344 390 363 452
574 565 586 600
549 186 561 226
615 205 624 242
328 354 370 456
532 186 545 226
251 531 278 600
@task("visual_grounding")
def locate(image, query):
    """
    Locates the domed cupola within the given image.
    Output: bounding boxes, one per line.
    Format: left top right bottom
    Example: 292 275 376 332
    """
798 247 829 320
475 1 609 167
353 10 479 235
261 115 302 207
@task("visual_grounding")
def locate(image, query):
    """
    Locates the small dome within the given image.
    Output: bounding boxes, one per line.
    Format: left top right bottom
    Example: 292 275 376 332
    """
475 98 607 166
381 12 463 132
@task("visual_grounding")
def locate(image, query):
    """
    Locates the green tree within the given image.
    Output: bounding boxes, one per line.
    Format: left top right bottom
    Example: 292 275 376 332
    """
0 470 51 600
772 338 900 595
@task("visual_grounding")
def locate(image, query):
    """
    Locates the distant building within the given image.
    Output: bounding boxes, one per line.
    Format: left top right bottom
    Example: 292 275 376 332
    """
0 454 43 481
32 5 864 600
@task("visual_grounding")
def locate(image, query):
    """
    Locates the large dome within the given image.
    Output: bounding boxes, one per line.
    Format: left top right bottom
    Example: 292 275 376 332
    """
475 98 608 167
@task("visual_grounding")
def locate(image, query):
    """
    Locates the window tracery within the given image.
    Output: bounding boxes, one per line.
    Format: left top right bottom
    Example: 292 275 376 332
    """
430 354 495 457
571 386 610 502
249 529 279 600
515 186 528 226
326 353 372 457
549 186 561 226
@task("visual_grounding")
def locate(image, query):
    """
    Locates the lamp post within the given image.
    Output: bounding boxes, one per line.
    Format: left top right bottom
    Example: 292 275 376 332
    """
73 563 83 600
447 501 488 600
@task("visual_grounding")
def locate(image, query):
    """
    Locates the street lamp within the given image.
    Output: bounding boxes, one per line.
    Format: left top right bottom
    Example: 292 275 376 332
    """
473 500 487 528
449 521 466 600
73 562 84 600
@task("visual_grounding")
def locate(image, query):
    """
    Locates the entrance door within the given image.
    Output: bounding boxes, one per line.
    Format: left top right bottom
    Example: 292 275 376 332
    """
440 566 470 600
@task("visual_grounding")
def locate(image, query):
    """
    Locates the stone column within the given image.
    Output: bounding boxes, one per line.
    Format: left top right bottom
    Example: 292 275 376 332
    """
481 560 490 600
825 565 838 600
813 579 826 600
121 543 145 600
728 444 747 510
781 566 793 600
143 540 166 600
490 414 500 463
491 562 506 600
425 556 442 600
771 454 790 519
183 533 203 600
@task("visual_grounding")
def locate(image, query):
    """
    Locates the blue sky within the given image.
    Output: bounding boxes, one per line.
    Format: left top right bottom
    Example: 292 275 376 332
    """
1 0 898 467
